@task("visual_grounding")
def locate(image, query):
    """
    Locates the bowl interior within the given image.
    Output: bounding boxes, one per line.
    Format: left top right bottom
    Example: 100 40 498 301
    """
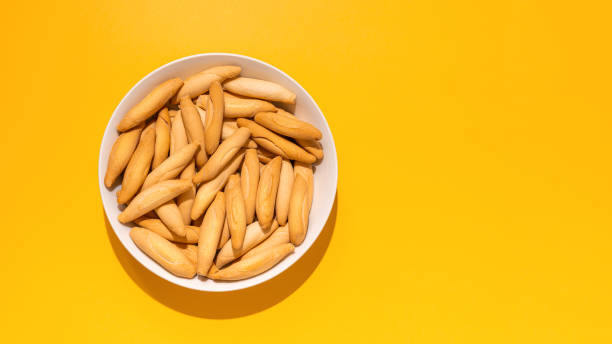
98 53 338 291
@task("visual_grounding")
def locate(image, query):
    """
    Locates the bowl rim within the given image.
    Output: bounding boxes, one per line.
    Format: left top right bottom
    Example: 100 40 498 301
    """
98 52 338 292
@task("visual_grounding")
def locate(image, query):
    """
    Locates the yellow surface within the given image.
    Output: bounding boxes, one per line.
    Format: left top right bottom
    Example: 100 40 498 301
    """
1 0 611 342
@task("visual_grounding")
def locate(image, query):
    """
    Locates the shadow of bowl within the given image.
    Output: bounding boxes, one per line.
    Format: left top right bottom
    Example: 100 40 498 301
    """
104 194 338 319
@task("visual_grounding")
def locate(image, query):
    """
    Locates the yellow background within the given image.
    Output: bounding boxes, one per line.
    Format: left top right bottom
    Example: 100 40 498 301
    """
2 0 611 342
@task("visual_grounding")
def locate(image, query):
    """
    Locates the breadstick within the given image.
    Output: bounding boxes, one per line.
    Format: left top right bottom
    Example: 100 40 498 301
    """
152 108 171 168
117 121 156 204
197 192 225 276
237 119 316 163
256 148 276 163
288 162 314 245
191 150 245 220
254 111 322 140
241 225 289 260
209 243 294 281
118 77 183 131
134 218 200 244
142 143 198 189
118 179 192 223
130 227 195 278
174 243 198 265
256 156 282 229
218 217 230 249
104 122 144 188
241 149 259 224
225 174 247 250
296 139 323 160
223 77 296 104
198 92 276 118
169 110 187 155
176 161 196 225
179 97 207 167
154 200 185 236
193 127 250 183
274 109 323 159
204 81 224 155
276 159 294 226
172 65 241 103
216 220 279 268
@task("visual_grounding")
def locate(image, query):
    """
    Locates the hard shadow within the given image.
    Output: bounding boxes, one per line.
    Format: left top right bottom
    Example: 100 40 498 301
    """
104 193 338 319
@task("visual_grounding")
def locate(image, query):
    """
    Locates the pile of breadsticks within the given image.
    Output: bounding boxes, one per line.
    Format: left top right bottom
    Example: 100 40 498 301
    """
104 65 324 281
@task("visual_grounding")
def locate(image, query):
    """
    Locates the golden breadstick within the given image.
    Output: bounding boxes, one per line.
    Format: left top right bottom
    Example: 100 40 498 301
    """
134 218 200 244
218 217 230 249
169 111 187 155
172 65 241 103
204 81 224 155
174 243 198 265
223 77 296 104
241 225 289 260
152 108 171 168
296 139 323 160
288 162 314 245
176 161 196 225
118 78 183 131
117 122 156 204
256 148 276 163
179 97 207 167
193 127 250 183
276 159 294 226
216 220 279 268
273 109 323 159
197 192 226 276
254 111 322 140
225 174 247 250
130 227 195 278
191 150 245 220
142 143 198 189
104 122 144 188
241 149 259 224
237 119 316 163
256 156 282 229
154 200 185 236
210 243 294 281
118 179 192 223
198 92 276 118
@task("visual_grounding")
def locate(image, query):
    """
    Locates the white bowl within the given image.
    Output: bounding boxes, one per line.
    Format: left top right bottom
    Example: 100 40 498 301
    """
98 53 338 292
